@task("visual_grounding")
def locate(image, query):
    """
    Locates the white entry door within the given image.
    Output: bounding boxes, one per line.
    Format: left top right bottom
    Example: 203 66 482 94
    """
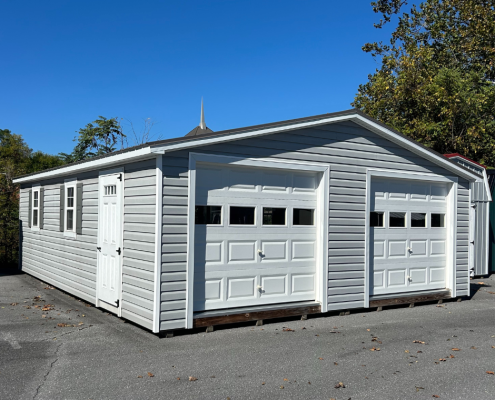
97 173 123 308
371 177 449 296
194 163 319 311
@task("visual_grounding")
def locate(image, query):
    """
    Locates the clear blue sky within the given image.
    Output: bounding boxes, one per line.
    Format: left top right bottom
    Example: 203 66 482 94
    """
0 0 400 155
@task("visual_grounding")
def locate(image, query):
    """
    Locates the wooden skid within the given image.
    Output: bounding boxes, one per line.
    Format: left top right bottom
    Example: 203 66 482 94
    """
193 305 321 328
370 292 451 308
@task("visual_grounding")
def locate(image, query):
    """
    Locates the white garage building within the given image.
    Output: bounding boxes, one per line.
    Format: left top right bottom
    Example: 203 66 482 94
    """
14 109 486 333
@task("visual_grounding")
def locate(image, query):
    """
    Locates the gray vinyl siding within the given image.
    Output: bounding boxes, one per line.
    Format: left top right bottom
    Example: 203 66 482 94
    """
159 121 473 329
20 173 99 303
160 157 188 331
19 158 157 331
121 159 156 331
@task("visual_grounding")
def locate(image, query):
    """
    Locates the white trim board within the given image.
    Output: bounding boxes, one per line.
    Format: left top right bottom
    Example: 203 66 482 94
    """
364 169 458 307
14 112 481 184
153 154 163 333
185 152 330 329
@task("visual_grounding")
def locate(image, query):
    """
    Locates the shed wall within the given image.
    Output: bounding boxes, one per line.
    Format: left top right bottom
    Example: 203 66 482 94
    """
159 121 471 330
19 158 156 330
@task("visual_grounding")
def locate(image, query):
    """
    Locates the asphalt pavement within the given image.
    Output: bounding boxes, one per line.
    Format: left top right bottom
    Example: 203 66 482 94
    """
1 270 495 400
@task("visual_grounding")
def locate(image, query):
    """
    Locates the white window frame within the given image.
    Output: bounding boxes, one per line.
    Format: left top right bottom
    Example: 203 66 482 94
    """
31 184 41 231
64 179 77 238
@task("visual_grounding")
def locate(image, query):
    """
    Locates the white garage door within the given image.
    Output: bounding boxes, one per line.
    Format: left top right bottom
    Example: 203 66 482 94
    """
193 163 319 311
371 177 449 296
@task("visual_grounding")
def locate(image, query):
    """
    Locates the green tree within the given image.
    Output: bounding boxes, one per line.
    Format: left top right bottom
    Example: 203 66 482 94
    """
59 116 125 163
0 130 65 268
353 0 495 165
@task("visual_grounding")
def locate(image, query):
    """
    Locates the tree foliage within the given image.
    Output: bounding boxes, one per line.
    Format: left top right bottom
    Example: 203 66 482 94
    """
59 116 125 163
353 0 495 165
0 130 64 268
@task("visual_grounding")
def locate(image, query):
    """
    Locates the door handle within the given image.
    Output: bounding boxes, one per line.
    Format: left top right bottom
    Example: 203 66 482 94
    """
116 247 121 255
96 247 101 252
470 240 475 244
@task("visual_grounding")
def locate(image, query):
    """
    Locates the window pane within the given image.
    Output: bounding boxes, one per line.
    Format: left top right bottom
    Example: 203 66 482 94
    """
263 208 286 225
195 206 222 224
67 210 74 230
293 208 315 225
34 191 38 200
431 213 445 228
411 213 426 228
33 210 38 227
389 212 406 227
230 206 255 225
67 187 74 207
33 198 38 208
370 212 384 227
67 187 74 198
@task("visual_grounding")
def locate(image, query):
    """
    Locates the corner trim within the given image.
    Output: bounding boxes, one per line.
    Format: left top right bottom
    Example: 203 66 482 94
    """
153 154 163 333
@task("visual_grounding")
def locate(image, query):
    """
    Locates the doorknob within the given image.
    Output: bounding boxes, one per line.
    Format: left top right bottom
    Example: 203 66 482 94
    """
116 247 121 255
96 247 101 251
257 249 263 255
257 285 263 290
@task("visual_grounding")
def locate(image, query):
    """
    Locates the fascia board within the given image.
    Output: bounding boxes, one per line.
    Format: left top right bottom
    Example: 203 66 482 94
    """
13 147 152 184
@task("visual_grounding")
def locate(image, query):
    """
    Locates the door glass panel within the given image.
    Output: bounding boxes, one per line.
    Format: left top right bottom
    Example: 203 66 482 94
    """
370 212 384 227
411 213 426 227
230 206 255 225
67 210 74 230
263 207 286 225
431 213 445 227
293 208 315 225
195 206 222 224
389 212 406 227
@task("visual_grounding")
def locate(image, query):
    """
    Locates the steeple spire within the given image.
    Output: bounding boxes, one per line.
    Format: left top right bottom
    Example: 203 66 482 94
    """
200 97 205 129
185 98 214 137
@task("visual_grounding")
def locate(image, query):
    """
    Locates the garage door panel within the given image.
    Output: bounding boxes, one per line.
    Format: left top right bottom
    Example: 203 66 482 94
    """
430 240 446 256
388 269 407 287
261 275 287 296
228 241 256 263
371 177 448 296
410 240 427 256
292 274 315 293
261 241 288 261
194 163 318 311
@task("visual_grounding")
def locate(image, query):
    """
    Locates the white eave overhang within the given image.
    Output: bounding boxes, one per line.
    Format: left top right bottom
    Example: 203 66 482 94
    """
13 147 153 184
14 113 482 184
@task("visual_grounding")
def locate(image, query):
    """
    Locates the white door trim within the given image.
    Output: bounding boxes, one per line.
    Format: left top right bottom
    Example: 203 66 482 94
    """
153 155 163 333
95 167 124 317
365 169 458 306
186 152 329 329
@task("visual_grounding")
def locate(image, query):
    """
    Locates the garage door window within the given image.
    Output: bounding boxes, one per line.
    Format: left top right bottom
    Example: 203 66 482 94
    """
411 213 426 228
195 206 222 224
230 206 255 225
431 213 445 228
370 212 384 227
293 208 314 226
389 212 406 227
263 207 286 225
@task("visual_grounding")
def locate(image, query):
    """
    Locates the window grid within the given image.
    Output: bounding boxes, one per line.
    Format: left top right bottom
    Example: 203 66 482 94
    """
65 185 76 232
32 189 40 228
